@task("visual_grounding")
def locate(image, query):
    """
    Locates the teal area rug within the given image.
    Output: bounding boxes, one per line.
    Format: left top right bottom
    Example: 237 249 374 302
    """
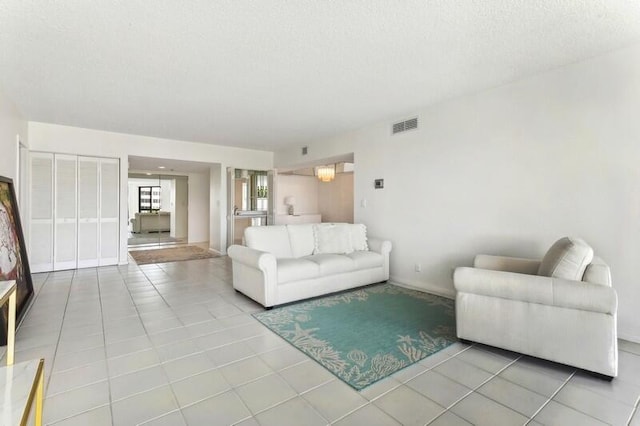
253 283 456 390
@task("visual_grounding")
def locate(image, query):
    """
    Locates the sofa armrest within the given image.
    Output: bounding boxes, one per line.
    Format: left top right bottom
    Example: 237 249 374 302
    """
454 267 617 315
227 245 276 273
367 237 392 255
474 255 541 275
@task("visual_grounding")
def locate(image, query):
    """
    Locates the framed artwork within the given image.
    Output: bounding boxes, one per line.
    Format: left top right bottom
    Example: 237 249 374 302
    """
0 176 34 345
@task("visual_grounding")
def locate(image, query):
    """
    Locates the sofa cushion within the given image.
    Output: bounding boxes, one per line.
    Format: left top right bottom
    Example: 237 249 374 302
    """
347 251 383 269
287 224 316 258
277 258 320 284
350 224 369 251
313 223 354 254
245 226 292 259
537 237 594 281
304 254 355 275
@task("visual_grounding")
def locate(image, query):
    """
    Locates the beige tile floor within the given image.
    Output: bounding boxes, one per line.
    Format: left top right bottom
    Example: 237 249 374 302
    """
7 256 640 425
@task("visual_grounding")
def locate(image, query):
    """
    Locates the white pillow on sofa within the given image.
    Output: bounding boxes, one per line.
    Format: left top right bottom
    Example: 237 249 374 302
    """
537 237 594 281
313 223 354 254
350 223 369 251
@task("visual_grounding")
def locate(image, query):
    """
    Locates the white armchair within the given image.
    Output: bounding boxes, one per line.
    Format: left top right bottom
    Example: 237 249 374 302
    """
454 237 618 378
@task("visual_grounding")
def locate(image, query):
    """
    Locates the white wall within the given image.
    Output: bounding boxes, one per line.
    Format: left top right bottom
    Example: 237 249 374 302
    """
28 123 273 264
274 44 640 342
275 175 319 215
188 171 210 243
209 164 225 253
318 172 354 223
0 91 29 247
173 177 188 239
0 91 27 181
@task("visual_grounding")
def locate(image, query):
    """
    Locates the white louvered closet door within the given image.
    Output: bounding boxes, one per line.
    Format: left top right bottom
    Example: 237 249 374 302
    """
54 155 78 270
29 153 54 273
99 159 119 265
77 157 100 268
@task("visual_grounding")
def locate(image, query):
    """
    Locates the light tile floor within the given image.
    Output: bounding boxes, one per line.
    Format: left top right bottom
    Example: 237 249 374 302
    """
8 257 640 426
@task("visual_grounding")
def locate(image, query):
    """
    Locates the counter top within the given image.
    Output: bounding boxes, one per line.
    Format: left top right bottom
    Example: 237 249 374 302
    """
234 211 267 218
274 213 321 225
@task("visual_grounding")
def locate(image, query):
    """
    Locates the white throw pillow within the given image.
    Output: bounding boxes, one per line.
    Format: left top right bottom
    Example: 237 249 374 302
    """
313 223 354 254
537 237 594 281
350 224 369 251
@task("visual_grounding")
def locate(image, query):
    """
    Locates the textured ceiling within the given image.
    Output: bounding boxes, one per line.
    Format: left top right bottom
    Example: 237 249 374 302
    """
1 1 640 151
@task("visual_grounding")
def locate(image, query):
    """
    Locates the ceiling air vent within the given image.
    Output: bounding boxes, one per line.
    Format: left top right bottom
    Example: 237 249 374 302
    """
302 146 308 155
392 117 418 135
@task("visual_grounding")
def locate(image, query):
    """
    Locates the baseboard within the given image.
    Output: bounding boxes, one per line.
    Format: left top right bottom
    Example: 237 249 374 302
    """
389 277 456 300
208 247 224 256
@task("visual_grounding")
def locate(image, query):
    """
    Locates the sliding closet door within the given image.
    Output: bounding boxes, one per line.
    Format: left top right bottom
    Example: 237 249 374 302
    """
77 157 100 268
99 159 119 265
29 153 54 273
54 155 78 270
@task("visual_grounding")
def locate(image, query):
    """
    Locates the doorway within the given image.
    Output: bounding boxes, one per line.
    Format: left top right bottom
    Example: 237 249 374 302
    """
127 173 189 248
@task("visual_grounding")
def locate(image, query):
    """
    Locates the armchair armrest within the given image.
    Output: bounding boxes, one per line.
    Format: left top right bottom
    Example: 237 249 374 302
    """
367 237 392 255
454 267 617 315
474 255 541 275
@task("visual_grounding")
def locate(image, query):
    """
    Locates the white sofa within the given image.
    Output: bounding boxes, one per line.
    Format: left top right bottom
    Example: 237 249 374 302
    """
454 237 618 378
227 223 392 308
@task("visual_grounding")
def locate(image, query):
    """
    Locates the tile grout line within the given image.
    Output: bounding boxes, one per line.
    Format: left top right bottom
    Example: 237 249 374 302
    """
97 267 117 426
630 398 640 425
524 369 576 424
438 350 525 424
1 272 48 363
46 268 114 424
116 263 188 426
134 408 183 426
328 345 479 425
145 267 264 426
43 270 76 399
48 403 112 426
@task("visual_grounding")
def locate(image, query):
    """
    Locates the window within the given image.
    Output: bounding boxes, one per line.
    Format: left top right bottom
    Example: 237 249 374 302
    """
139 186 161 212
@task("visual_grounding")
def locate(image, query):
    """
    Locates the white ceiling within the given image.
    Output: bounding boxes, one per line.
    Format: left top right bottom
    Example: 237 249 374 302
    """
1 1 640 151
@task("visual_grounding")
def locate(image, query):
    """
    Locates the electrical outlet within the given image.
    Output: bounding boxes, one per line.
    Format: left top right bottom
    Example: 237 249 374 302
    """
415 263 421 272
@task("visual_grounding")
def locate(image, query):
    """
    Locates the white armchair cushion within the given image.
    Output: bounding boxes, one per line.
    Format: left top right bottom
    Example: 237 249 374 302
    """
537 237 594 280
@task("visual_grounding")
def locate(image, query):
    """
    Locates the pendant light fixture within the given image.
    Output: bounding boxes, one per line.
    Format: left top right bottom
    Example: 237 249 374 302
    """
316 164 335 182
